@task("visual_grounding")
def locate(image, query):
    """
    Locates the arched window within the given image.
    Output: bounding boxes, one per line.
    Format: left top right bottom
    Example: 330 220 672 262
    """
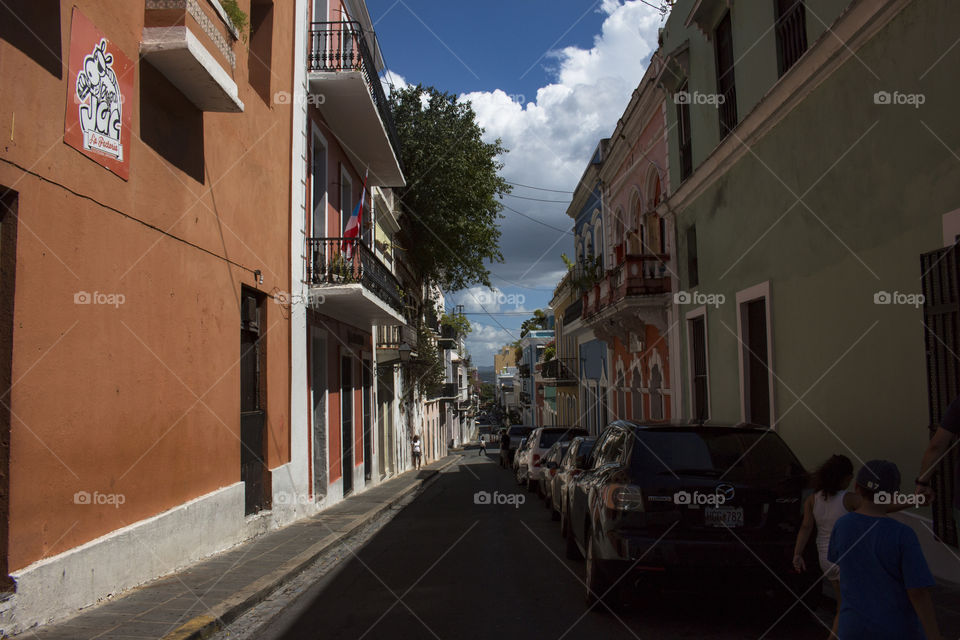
631 365 644 421
650 364 664 420
615 366 626 419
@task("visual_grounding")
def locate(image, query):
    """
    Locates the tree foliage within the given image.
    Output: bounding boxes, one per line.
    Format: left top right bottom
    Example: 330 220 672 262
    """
520 309 548 338
409 323 445 394
390 85 510 291
440 311 471 336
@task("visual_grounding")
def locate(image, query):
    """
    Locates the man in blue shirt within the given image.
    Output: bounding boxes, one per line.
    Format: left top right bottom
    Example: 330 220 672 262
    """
828 460 941 640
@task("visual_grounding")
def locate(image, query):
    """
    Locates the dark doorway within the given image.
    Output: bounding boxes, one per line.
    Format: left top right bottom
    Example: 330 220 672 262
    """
742 298 770 426
340 355 353 495
310 328 327 499
240 288 270 515
362 361 372 482
920 245 959 546
0 188 17 593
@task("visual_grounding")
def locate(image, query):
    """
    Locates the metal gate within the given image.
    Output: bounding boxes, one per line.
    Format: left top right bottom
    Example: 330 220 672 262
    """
920 245 959 547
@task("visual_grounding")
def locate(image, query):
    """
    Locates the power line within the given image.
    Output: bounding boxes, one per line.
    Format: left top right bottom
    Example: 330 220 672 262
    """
503 193 571 204
505 180 575 194
500 203 573 235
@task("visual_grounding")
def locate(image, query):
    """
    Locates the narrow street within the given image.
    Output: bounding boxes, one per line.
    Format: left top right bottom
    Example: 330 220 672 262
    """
243 451 826 640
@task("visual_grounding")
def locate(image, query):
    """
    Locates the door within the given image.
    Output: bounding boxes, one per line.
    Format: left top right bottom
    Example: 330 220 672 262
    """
920 245 959 546
310 329 327 499
362 359 372 482
241 288 270 515
310 128 327 282
340 354 354 495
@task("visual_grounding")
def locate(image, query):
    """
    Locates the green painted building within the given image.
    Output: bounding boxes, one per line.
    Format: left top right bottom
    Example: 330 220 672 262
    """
658 0 960 568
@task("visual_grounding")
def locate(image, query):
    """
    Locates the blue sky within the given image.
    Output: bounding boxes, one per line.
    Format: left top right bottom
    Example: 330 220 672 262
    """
368 1 667 368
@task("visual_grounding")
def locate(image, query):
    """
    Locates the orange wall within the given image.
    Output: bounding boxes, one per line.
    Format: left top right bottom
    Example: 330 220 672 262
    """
0 1 294 569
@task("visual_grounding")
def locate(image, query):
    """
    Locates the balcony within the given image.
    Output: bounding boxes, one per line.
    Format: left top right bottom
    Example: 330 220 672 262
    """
437 325 457 350
427 383 458 401
306 237 404 326
584 253 672 338
518 364 531 378
376 324 416 363
307 21 404 187
141 0 243 112
563 298 582 325
541 358 577 385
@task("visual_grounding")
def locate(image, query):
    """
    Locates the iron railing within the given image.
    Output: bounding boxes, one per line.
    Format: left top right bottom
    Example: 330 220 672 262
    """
307 21 403 168
518 364 531 378
306 237 403 315
541 358 577 383
376 324 416 350
563 297 583 324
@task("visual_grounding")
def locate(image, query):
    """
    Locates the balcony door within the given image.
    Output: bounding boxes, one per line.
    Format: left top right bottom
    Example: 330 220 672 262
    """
340 354 354 495
312 0 327 22
311 126 327 280
340 168 352 238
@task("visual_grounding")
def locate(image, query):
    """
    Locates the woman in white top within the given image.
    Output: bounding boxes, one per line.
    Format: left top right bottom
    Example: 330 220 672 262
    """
412 435 422 470
792 454 911 638
793 454 854 639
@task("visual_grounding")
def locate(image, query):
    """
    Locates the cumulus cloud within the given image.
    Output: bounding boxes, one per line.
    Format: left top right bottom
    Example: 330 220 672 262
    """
461 1 662 284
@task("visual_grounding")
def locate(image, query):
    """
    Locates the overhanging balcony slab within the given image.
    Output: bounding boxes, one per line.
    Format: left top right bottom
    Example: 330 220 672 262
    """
310 283 404 328
141 27 243 113
308 72 404 187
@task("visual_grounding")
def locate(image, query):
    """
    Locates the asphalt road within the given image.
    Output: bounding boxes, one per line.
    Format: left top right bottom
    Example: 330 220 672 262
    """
252 449 828 640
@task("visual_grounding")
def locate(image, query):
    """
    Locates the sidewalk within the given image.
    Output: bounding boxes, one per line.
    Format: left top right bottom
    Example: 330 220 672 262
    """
17 455 461 640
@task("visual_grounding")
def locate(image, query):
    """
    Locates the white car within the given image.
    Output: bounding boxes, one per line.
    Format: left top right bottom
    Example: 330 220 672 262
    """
523 427 589 494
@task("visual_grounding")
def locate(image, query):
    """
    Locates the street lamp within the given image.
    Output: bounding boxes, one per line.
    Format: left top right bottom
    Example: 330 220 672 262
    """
398 342 412 363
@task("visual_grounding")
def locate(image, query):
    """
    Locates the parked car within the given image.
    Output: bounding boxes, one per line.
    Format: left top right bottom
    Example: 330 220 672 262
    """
524 427 589 494
540 441 571 513
566 421 809 605
499 425 533 468
513 437 531 484
552 436 596 525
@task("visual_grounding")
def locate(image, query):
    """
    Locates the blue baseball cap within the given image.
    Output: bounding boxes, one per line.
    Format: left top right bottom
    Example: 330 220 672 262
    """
856 459 901 494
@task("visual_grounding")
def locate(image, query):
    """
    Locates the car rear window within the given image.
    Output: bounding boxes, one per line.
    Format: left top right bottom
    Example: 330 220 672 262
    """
539 429 588 448
628 430 804 482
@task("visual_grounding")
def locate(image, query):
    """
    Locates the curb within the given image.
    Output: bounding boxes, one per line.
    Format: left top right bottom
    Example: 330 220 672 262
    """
162 455 462 640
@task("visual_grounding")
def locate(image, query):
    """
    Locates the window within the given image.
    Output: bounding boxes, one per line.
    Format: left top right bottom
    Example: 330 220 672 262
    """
739 293 772 427
775 0 807 77
676 81 693 180
689 315 709 421
630 367 643 421
658 216 667 255
650 364 664 420
616 368 626 419
248 0 274 104
597 429 626 466
714 12 738 138
686 225 699 288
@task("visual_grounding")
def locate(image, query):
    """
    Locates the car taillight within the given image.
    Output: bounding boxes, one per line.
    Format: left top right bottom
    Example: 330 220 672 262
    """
603 484 645 511
532 454 541 467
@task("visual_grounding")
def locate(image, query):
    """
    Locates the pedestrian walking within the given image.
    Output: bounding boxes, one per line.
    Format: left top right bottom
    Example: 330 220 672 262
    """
478 435 486 457
828 460 941 640
412 435 422 470
916 394 960 527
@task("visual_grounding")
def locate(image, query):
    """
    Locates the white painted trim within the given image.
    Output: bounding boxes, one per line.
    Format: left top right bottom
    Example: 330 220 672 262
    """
942 208 960 247
735 281 775 427
685 305 710 421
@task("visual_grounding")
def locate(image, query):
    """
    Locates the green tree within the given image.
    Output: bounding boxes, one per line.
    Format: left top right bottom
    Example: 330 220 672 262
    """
440 312 472 336
390 85 511 291
520 309 548 338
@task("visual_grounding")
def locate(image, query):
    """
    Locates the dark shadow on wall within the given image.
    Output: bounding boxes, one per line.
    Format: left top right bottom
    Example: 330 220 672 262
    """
0 0 63 79
139 61 205 184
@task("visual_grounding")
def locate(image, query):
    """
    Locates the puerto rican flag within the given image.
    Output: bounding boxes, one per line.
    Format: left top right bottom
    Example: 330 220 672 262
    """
342 168 369 259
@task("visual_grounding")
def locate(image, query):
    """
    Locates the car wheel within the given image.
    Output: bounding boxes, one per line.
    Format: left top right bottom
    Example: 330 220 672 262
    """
564 510 581 560
585 530 614 607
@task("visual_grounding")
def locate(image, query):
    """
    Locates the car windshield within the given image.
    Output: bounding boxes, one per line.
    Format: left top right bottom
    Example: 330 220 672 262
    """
629 430 804 482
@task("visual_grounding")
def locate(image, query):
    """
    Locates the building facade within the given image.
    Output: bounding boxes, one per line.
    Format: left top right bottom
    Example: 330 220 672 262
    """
0 0 296 630
660 0 959 573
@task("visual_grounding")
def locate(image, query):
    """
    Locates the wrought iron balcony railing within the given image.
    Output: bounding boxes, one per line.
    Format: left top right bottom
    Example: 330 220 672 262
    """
541 358 577 383
306 237 403 315
307 21 403 168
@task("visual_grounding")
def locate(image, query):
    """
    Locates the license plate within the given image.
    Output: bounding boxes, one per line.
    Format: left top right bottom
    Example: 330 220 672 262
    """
704 507 744 528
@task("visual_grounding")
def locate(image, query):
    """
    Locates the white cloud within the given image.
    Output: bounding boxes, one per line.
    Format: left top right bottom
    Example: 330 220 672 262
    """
459 1 663 283
465 322 515 366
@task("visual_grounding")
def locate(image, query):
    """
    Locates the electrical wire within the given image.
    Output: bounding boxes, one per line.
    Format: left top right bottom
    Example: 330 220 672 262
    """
505 180 575 194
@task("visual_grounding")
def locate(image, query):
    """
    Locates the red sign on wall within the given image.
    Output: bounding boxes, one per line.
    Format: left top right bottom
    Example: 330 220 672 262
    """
64 7 134 180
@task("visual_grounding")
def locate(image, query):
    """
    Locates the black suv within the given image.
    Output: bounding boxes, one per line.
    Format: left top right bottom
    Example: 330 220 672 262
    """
566 421 810 604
